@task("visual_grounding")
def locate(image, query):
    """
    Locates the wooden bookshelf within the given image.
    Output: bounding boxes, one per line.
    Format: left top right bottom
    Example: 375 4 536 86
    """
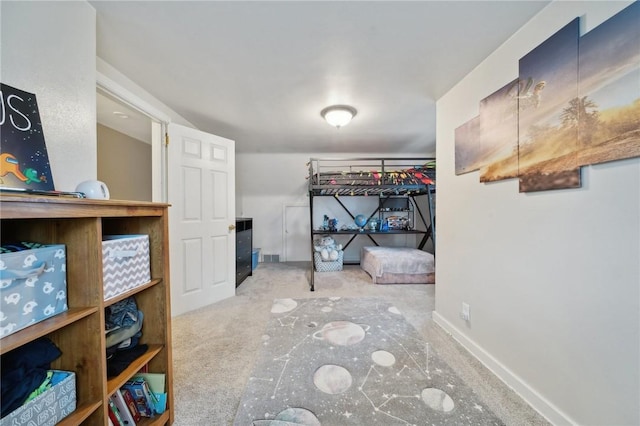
0 196 173 425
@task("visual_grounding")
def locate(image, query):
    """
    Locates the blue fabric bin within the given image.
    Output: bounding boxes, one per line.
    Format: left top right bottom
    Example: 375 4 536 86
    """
0 244 68 339
252 248 260 270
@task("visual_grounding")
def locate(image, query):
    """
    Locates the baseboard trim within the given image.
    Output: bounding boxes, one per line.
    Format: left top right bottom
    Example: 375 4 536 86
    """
432 311 575 426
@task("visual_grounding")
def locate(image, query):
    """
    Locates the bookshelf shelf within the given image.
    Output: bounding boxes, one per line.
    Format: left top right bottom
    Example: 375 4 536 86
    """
0 307 98 355
138 410 170 425
58 400 103 426
107 344 164 395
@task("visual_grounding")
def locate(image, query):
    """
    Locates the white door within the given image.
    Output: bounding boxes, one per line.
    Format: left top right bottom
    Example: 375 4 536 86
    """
284 204 311 262
167 123 235 316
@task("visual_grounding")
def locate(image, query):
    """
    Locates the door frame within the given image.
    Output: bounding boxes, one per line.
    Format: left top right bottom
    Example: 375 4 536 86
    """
96 71 171 202
97 73 237 316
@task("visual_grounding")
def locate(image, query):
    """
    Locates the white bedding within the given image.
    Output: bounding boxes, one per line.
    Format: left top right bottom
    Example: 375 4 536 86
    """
361 246 435 284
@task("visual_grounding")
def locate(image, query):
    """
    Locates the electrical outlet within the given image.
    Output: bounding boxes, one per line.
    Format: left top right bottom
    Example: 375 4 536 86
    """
461 302 470 321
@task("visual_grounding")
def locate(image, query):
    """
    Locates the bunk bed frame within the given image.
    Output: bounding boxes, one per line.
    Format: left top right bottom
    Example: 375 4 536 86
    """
308 157 436 291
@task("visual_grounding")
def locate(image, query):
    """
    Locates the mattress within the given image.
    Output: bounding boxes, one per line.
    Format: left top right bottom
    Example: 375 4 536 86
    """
361 246 435 284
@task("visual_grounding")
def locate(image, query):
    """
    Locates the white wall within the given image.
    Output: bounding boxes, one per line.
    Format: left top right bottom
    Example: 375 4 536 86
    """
0 2 197 193
1 1 96 191
97 124 152 201
434 2 639 425
236 153 434 262
236 153 308 261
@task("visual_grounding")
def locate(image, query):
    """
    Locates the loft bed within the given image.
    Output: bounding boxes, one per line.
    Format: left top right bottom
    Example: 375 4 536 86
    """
308 157 435 197
307 157 436 291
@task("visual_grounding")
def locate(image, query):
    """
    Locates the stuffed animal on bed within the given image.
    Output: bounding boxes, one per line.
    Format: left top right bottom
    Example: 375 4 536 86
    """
313 235 343 261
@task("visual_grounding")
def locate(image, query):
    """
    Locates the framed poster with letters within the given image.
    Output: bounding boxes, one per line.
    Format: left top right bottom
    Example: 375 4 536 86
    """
1 83 55 191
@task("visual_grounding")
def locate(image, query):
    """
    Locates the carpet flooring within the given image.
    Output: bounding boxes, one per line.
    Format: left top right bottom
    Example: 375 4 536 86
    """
171 262 550 426
234 297 503 425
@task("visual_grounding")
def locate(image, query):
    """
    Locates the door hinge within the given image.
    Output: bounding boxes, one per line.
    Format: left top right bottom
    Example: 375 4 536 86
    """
165 133 169 146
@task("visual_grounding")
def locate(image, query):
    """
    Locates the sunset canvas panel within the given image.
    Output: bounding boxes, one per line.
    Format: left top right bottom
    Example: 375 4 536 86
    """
479 78 519 182
577 1 640 166
518 18 581 192
454 115 481 175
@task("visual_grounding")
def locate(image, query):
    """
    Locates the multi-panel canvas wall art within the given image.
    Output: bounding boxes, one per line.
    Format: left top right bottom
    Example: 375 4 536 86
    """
453 2 639 193
454 116 481 175
577 1 640 166
518 18 580 192
479 79 519 182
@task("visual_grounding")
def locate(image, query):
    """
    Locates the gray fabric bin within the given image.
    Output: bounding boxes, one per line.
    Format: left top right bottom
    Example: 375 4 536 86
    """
0 370 76 425
103 235 151 300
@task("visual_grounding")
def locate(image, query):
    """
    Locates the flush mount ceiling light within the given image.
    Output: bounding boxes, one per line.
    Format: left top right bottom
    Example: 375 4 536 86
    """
321 105 357 128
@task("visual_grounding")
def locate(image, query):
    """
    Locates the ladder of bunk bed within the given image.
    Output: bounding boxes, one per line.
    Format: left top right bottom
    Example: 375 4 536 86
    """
309 189 316 291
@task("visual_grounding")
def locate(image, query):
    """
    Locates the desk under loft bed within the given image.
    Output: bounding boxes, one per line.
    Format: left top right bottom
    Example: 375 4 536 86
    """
307 157 436 291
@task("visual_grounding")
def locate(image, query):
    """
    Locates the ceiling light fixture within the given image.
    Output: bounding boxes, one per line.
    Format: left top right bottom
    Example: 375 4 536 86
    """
321 105 357 128
113 111 129 119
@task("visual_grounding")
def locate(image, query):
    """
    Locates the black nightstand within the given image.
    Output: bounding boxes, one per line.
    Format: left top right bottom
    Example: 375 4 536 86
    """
236 218 252 286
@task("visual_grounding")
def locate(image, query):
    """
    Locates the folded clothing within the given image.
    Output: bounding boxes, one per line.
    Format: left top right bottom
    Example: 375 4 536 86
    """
0 241 49 253
107 344 148 378
1 338 61 417
105 297 139 333
106 310 144 348
23 370 68 404
104 296 148 377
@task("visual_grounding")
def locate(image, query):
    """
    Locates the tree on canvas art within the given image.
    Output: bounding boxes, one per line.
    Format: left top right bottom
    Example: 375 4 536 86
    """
517 18 581 192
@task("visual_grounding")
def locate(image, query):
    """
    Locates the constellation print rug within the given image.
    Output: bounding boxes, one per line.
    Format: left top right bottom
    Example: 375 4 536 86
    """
233 297 504 426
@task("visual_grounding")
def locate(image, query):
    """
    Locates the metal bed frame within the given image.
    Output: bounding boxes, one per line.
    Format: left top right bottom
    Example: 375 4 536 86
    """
307 157 435 291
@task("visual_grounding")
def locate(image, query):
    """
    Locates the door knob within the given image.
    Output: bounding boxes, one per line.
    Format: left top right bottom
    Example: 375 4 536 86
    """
229 224 236 231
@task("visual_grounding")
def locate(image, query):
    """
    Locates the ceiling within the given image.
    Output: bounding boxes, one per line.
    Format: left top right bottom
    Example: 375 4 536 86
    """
91 1 550 154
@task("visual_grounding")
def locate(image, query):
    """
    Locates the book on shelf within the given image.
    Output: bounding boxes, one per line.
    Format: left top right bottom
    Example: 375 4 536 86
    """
121 388 142 422
107 397 125 426
122 378 155 417
139 377 160 412
111 389 137 425
134 373 165 393
134 372 167 413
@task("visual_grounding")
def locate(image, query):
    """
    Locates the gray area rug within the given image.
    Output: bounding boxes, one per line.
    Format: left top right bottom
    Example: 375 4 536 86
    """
234 297 504 425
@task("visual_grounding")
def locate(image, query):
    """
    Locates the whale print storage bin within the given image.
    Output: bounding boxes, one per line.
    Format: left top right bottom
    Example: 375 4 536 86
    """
0 244 68 339
102 235 151 301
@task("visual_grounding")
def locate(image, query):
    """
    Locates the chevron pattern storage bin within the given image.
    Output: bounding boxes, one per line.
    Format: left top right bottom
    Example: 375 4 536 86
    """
313 251 344 272
103 235 151 301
